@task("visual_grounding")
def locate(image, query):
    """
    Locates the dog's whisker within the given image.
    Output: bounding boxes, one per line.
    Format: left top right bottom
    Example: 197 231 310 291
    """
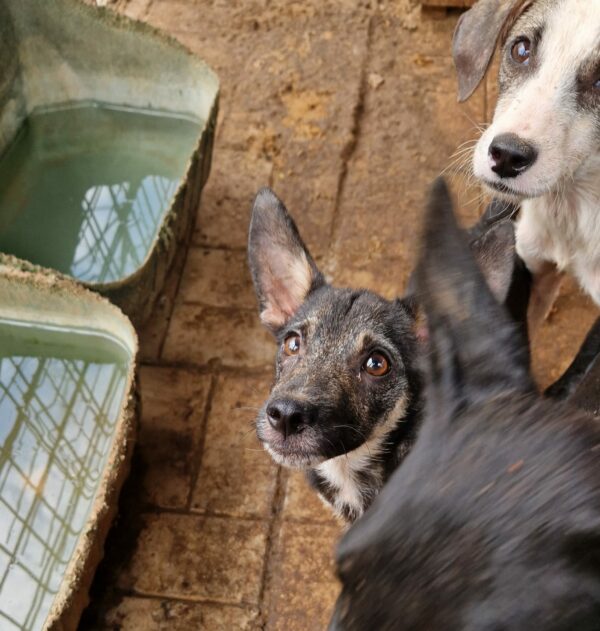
329 424 379 462
440 154 476 177
450 138 478 152
332 424 369 440
447 145 478 163
457 108 482 129
442 146 478 178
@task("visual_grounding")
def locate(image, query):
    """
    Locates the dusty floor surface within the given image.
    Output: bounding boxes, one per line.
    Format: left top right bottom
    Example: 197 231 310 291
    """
80 0 597 629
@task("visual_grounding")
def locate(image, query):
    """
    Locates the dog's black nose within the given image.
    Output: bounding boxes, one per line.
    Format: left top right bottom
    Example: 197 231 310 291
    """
266 399 315 438
488 133 537 179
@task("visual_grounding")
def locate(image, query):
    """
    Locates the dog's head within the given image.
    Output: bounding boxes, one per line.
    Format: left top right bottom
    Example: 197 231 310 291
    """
248 188 420 468
330 179 600 630
248 188 523 471
454 0 600 199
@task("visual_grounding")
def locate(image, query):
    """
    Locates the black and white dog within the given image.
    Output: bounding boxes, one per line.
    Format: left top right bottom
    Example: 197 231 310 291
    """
330 178 600 630
248 187 528 522
454 0 600 323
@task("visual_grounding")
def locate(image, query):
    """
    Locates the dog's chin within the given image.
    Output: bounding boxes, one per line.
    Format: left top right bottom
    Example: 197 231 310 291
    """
257 417 331 468
263 442 327 468
481 178 525 200
480 175 559 202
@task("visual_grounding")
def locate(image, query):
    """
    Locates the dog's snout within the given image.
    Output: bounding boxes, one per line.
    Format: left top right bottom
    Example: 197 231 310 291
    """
266 399 315 438
488 133 537 179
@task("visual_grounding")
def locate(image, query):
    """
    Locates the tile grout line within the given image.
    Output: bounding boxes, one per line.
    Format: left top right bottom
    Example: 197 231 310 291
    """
165 304 261 317
325 13 374 267
186 508 335 527
168 301 258 311
185 371 219 512
151 194 217 360
480 56 490 217
140 358 273 378
482 51 489 132
115 588 259 610
189 243 247 253
256 466 288 630
155 240 196 361
132 506 271 522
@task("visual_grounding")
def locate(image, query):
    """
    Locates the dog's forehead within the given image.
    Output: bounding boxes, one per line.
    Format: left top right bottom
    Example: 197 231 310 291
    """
511 0 600 69
293 287 406 350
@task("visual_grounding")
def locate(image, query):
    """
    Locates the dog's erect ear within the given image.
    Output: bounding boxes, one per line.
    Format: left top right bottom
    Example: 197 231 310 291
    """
248 188 324 333
469 220 516 305
453 0 530 102
415 178 533 411
404 203 520 308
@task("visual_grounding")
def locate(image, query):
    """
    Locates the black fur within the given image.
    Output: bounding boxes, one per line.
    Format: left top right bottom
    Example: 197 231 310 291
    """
330 178 600 630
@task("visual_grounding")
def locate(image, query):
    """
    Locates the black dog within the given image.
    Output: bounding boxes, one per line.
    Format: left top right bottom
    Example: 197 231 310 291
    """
249 187 527 522
330 178 600 630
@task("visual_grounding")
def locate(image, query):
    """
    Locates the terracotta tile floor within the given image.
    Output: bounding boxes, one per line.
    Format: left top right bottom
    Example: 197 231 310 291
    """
81 1 597 629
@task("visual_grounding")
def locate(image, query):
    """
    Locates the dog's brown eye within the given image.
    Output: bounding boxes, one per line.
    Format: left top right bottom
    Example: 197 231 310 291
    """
511 38 531 65
283 334 301 356
364 353 389 377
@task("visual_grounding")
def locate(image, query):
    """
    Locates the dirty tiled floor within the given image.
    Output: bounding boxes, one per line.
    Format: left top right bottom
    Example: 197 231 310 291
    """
81 1 597 629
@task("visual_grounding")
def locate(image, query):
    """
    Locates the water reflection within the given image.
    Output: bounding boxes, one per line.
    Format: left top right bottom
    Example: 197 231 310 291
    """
0 322 129 630
72 176 177 282
0 103 200 284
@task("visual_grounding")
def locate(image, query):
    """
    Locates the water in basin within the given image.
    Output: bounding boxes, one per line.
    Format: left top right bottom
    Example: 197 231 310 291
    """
0 319 131 630
0 103 201 284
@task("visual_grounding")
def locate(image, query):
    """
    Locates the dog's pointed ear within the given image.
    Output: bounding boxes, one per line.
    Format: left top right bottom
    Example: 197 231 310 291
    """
453 0 530 102
469 220 516 305
415 178 533 410
248 188 324 334
404 203 519 307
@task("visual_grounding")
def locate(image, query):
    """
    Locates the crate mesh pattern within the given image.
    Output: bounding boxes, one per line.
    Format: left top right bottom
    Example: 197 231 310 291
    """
0 353 126 630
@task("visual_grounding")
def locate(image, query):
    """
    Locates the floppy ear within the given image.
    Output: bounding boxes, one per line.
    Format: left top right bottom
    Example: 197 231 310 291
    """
415 178 533 410
248 188 324 334
453 0 530 102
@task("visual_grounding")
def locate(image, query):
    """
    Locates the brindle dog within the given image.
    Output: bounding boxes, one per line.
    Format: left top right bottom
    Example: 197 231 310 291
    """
248 187 528 522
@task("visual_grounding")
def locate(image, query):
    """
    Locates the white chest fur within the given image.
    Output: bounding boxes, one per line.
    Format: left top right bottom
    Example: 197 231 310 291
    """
516 158 600 305
314 397 408 520
315 443 378 520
